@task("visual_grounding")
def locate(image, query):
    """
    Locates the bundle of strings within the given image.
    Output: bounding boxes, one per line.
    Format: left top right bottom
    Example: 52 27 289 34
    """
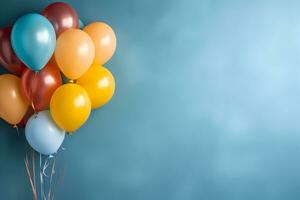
24 150 63 200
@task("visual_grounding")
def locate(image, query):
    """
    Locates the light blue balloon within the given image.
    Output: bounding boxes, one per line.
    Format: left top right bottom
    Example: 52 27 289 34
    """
11 13 56 71
25 111 65 155
79 18 85 29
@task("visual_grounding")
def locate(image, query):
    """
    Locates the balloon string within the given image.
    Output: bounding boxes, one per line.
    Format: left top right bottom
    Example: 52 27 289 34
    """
31 72 37 113
13 124 19 135
31 102 36 114
40 154 56 200
48 157 56 200
51 162 65 200
40 153 45 200
25 151 58 200
24 151 37 200
42 155 53 177
32 150 36 194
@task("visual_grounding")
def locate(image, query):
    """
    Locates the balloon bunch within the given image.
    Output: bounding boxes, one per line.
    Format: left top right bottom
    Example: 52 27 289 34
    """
0 2 116 155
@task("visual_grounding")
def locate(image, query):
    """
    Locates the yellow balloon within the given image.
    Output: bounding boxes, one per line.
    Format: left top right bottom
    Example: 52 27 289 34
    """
77 65 115 109
83 22 116 65
0 74 29 125
50 83 91 132
55 29 95 80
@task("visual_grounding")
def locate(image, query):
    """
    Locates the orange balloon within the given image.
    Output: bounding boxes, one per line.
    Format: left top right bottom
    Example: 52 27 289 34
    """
55 29 95 80
0 74 29 125
83 22 116 65
77 65 115 109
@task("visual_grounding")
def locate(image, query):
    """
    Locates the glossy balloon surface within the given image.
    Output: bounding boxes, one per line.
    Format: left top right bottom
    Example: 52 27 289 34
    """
0 74 28 124
84 22 116 65
50 83 91 132
55 29 95 80
0 26 24 75
21 63 62 111
25 110 65 155
43 2 79 36
77 65 115 109
11 13 56 71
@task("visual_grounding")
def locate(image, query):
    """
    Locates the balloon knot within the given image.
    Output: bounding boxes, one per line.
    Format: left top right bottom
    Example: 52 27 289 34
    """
31 102 36 113
13 124 19 135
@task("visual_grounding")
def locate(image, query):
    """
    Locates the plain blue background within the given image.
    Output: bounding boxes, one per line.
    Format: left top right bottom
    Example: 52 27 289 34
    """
1 0 300 199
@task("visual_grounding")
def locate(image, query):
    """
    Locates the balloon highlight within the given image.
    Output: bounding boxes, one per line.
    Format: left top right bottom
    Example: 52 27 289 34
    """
21 63 62 112
55 29 95 80
84 22 116 65
0 74 28 125
11 13 56 72
43 2 79 36
25 110 65 155
77 65 115 109
50 83 91 132
0 26 25 75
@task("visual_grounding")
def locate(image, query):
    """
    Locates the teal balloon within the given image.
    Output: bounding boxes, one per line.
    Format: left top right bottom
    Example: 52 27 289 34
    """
79 19 84 29
25 111 65 155
11 13 56 71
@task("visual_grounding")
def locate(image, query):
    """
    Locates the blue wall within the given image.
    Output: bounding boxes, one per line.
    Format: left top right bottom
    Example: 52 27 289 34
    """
1 0 300 199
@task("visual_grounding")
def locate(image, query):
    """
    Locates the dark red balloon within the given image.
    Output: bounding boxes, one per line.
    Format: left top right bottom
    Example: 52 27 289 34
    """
19 107 34 128
21 63 62 112
0 26 25 75
42 2 79 36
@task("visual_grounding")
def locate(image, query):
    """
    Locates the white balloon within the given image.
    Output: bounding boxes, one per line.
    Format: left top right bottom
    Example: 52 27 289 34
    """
25 110 65 155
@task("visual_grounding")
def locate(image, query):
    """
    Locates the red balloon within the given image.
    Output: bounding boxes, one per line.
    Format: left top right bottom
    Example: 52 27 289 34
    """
42 2 79 36
19 107 34 128
21 63 62 112
0 26 25 75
